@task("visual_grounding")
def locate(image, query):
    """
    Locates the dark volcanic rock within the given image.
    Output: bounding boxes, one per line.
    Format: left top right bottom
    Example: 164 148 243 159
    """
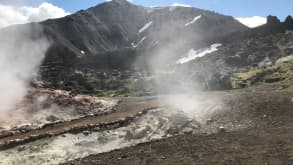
267 15 281 25
284 15 293 30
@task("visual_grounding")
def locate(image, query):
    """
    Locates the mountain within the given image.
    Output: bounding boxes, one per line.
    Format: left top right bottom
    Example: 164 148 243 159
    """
29 0 248 93
41 0 247 67
1 0 292 95
37 0 250 93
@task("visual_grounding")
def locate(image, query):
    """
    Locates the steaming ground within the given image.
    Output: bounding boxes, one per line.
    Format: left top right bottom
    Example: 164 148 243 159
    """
0 23 49 116
0 88 118 131
65 86 293 165
1 86 289 164
0 105 250 165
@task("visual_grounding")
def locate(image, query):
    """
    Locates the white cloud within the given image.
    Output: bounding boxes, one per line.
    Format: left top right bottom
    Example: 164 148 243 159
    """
236 16 267 28
171 3 192 7
0 2 69 28
105 0 133 2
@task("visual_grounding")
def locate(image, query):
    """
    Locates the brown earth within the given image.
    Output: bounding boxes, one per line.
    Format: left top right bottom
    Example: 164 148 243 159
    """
65 86 293 165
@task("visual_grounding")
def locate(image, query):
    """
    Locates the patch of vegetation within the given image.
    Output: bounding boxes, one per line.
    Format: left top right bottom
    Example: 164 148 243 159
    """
264 60 293 86
231 60 293 88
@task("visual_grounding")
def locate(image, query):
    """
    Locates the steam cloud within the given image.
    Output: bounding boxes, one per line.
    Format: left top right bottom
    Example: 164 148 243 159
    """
137 14 203 94
134 7 225 123
0 2 69 28
0 23 50 116
236 16 267 28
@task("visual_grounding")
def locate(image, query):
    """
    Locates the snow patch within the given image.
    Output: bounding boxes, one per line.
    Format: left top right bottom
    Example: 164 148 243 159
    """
138 21 153 34
80 50 85 55
171 3 192 7
185 15 202 26
169 3 192 12
132 36 147 48
176 44 222 64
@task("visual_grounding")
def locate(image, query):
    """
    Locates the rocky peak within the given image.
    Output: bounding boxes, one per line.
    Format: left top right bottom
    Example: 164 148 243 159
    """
267 15 281 25
285 15 293 23
284 15 293 30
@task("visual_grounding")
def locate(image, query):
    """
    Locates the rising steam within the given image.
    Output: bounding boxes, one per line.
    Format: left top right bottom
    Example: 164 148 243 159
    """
0 23 50 115
134 7 225 122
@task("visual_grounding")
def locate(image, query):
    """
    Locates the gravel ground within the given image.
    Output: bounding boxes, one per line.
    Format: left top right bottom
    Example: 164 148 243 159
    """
65 86 293 165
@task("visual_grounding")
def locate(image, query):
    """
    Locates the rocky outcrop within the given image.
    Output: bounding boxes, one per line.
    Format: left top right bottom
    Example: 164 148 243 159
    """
267 15 281 25
284 16 293 30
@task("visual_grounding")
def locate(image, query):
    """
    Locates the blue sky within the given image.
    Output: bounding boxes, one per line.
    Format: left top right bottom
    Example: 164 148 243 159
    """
0 0 292 28
44 0 292 20
0 0 292 19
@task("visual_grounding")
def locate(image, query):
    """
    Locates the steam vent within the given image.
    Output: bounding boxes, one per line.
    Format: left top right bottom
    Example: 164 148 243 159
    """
0 0 292 164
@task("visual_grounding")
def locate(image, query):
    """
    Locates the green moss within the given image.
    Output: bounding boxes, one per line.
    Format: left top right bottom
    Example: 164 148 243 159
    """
264 73 286 83
231 60 293 89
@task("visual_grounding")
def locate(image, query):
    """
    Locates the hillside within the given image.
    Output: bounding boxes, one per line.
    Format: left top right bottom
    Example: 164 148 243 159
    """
35 0 248 94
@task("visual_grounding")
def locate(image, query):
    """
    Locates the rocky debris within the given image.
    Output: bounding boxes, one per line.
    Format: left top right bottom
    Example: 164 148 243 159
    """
46 115 60 122
182 127 194 134
218 126 226 133
17 146 26 152
82 131 91 136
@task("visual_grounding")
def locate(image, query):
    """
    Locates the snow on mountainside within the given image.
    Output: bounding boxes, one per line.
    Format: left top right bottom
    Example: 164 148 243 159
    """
171 3 192 8
169 3 192 11
176 44 222 64
185 15 202 26
138 21 153 34
132 36 147 48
